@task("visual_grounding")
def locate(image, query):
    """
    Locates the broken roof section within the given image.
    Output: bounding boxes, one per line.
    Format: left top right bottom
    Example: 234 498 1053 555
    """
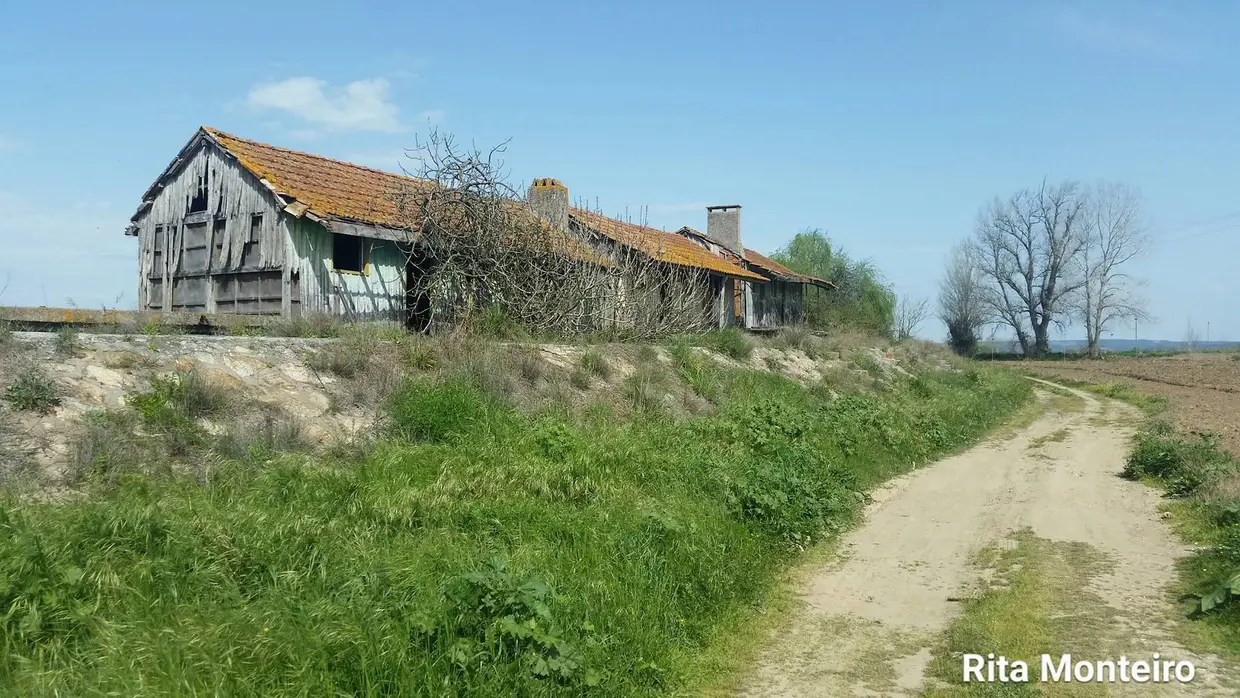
741 248 836 289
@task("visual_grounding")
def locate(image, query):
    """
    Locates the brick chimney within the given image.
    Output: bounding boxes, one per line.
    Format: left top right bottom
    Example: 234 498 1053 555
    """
528 178 569 231
706 204 742 253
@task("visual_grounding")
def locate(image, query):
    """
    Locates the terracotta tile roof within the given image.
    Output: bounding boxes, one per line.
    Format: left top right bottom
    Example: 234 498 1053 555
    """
743 248 835 288
199 128 607 267
571 209 768 281
204 127 419 228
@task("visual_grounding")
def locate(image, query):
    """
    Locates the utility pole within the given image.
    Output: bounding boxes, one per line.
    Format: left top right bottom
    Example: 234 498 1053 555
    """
1207 322 1211 343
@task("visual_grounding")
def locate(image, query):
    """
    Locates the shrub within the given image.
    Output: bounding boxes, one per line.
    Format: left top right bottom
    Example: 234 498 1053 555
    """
102 351 155 370
53 327 79 357
70 410 148 483
851 350 884 377
517 349 544 384
1123 421 1237 497
569 369 592 390
4 365 60 414
579 350 610 380
0 321 13 348
773 326 817 357
431 557 597 685
388 379 496 443
306 343 370 378
624 364 667 412
400 339 439 371
215 410 307 459
126 371 230 455
471 306 525 340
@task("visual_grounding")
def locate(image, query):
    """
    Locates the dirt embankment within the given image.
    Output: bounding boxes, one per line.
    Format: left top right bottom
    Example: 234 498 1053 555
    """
1002 353 1240 456
0 330 935 483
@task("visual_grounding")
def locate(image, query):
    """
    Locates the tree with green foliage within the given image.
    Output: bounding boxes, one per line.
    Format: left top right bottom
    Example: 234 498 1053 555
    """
772 229 896 335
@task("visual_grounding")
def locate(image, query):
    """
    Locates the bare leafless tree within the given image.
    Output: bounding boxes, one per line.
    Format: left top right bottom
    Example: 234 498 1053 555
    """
1074 182 1151 357
390 130 715 338
970 180 1088 357
892 294 930 341
937 243 988 355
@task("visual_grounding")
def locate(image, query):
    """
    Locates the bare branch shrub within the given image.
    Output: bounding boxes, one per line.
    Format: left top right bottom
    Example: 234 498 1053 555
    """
892 295 930 341
392 130 715 339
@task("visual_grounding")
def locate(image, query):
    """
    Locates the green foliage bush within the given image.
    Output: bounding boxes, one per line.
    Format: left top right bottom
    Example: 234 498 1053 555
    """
1124 420 1240 617
771 229 896 335
1123 421 1235 496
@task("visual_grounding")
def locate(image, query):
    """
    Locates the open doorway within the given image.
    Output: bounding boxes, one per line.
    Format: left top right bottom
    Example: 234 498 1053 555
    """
405 246 436 332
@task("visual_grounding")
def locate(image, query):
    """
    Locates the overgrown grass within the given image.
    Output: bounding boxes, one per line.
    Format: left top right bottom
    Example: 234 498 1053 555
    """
0 355 1030 696
1123 420 1240 651
697 327 753 361
579 350 610 380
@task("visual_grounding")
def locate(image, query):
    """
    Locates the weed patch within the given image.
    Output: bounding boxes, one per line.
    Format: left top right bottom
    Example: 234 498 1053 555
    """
3 365 60 414
699 327 753 361
53 327 79 357
579 350 610 380
925 531 1114 697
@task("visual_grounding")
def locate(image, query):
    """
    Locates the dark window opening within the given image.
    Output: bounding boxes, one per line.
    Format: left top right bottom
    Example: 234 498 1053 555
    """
212 218 227 268
153 224 164 251
189 171 209 213
249 214 263 243
332 234 366 273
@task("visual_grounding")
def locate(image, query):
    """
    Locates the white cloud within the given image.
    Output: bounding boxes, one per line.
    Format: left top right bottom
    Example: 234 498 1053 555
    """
1054 8 1195 62
247 77 406 133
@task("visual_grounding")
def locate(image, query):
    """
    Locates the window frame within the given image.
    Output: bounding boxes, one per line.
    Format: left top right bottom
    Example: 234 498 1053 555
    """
330 233 369 275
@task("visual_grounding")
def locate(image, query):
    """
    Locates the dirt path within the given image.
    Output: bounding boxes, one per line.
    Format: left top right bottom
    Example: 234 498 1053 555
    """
738 380 1238 696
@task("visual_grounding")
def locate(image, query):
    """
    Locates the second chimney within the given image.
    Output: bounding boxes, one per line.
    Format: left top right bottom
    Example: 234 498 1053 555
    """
528 178 569 231
706 204 742 253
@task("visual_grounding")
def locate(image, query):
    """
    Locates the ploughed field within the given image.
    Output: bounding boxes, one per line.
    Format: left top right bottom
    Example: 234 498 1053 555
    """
1003 351 1240 455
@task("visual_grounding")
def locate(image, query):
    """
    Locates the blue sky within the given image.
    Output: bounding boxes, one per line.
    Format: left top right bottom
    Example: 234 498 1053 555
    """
1 1 1236 341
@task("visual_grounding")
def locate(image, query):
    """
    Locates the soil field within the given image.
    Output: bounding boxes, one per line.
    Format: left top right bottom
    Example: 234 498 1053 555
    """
1000 351 1240 456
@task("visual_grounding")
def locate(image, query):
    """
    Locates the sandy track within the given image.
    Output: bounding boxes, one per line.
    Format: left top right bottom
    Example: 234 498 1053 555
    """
739 380 1238 696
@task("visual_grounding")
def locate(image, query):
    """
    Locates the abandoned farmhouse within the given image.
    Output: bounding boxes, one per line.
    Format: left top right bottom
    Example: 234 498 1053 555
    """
127 127 833 332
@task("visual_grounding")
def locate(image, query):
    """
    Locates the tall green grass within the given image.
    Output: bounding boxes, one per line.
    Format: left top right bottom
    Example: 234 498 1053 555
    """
0 361 1029 696
1124 421 1240 650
